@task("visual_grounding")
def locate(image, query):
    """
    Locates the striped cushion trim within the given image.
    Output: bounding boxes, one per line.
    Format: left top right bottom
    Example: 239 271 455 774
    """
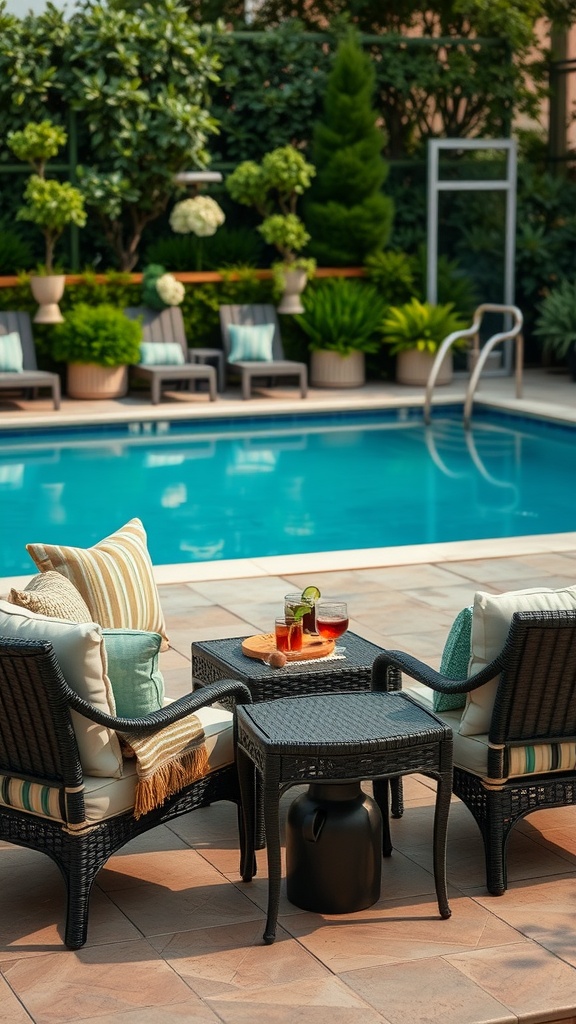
0 775 63 820
26 518 169 651
508 743 576 777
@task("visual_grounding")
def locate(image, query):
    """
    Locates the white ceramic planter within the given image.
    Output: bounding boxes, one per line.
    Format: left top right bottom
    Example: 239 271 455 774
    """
30 274 65 324
396 349 452 386
67 363 128 400
311 350 365 388
277 268 307 314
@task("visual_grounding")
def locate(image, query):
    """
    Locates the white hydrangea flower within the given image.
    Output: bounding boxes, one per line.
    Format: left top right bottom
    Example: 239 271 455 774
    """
155 273 185 306
169 196 225 237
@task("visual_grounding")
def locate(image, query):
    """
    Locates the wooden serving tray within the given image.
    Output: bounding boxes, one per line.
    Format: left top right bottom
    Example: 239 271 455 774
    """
242 632 335 662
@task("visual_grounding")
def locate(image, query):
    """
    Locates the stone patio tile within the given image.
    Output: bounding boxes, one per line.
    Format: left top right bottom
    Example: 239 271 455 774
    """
108 876 261 937
152 921 389 1023
341 957 515 1024
0 973 39 1024
280 893 523 972
0 848 138 957
446 939 576 1019
0 941 196 1024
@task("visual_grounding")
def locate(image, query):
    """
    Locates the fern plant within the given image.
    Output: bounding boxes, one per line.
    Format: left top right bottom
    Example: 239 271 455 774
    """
295 279 386 355
380 298 467 355
533 279 576 361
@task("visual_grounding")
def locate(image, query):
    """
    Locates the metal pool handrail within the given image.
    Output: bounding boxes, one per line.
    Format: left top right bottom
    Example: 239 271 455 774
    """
423 304 524 428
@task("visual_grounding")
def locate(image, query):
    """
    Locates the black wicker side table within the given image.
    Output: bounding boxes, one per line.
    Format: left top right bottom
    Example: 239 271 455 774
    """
236 690 453 944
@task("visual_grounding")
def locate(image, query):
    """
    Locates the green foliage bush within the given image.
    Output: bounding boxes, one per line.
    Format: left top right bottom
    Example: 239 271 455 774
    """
533 279 576 362
380 299 467 355
146 227 265 271
51 303 142 366
0 223 33 275
295 278 386 355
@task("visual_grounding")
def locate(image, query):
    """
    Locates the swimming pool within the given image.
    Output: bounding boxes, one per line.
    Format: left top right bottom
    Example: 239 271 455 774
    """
1 405 574 577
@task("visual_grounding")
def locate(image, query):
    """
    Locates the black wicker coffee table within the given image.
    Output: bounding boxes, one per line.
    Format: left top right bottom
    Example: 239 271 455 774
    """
191 631 388 702
236 690 453 944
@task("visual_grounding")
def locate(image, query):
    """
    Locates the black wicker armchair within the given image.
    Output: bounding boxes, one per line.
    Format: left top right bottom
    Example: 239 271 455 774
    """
0 636 252 949
371 609 576 896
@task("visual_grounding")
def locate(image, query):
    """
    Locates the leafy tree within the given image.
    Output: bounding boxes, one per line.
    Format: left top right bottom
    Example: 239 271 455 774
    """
305 32 393 266
63 0 222 271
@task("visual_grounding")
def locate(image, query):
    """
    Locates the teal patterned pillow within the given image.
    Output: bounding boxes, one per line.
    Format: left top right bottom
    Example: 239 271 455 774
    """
103 628 165 718
433 607 472 712
139 341 185 366
228 323 275 363
0 332 24 372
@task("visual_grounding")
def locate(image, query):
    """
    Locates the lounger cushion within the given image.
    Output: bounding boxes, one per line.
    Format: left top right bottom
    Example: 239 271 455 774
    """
26 517 169 651
458 585 576 736
139 341 185 366
0 600 123 777
227 323 275 363
8 571 93 623
103 628 165 718
433 607 471 712
0 705 234 824
0 331 24 372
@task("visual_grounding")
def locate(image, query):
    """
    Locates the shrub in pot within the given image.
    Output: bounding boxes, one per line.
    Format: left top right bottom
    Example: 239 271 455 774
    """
295 278 386 387
380 298 467 385
7 120 86 323
226 145 316 312
51 303 143 399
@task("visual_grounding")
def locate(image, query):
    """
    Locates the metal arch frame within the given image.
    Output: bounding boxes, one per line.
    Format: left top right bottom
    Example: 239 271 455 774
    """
426 138 517 374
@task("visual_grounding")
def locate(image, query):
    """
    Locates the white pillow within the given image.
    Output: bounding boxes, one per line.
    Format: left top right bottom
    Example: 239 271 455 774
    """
0 600 123 777
459 585 576 737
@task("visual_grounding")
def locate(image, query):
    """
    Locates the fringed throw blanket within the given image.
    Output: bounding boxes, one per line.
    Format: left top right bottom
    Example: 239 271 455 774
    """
122 713 208 819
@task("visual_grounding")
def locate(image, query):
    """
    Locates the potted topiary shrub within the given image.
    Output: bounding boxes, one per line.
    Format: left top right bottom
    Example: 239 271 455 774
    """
533 278 576 381
51 303 143 399
380 298 467 385
225 145 316 313
7 120 86 323
295 278 386 387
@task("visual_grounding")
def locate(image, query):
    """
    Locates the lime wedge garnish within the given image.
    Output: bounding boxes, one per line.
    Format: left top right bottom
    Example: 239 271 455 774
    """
291 603 309 622
302 585 321 603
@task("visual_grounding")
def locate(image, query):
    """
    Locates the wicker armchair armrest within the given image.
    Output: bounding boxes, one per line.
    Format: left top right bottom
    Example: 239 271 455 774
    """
63 678 252 734
371 650 504 695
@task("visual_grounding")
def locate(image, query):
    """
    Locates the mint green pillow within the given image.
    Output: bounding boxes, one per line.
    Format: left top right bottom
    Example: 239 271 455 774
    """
433 607 472 713
102 628 165 718
139 341 185 366
0 332 24 373
228 323 275 363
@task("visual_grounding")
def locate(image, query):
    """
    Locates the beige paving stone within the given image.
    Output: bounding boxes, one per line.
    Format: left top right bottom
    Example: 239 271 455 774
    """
58 1004 222 1024
446 939 576 1018
1 941 196 1024
108 877 261 936
0 973 39 1024
281 893 524 972
340 956 515 1024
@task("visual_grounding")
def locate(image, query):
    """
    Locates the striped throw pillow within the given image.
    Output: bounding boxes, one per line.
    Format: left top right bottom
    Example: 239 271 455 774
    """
26 518 169 652
228 323 275 363
139 341 185 366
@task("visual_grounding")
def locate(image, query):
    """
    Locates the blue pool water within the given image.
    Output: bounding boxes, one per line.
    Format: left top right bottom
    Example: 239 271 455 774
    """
1 406 574 576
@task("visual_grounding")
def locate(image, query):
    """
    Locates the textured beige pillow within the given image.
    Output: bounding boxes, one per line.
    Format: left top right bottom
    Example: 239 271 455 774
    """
9 571 93 623
0 599 123 777
459 585 576 737
26 518 169 651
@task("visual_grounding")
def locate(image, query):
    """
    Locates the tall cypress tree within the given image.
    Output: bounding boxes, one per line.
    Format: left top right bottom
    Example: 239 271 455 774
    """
305 32 394 266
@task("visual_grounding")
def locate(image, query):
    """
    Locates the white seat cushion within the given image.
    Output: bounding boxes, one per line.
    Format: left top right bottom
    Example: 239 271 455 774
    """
0 706 234 825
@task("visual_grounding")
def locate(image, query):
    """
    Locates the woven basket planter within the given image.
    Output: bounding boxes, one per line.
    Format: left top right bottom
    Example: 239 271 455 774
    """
396 349 452 386
311 350 365 388
67 363 128 400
